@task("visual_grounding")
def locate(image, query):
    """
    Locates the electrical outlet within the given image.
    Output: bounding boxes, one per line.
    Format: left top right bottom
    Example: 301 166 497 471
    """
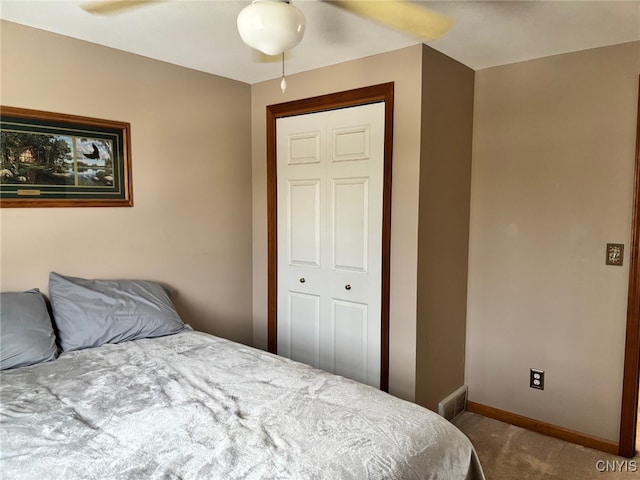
530 369 544 390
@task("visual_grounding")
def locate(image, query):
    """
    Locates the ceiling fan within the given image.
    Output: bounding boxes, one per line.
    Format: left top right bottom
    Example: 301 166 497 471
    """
81 0 451 92
81 0 452 55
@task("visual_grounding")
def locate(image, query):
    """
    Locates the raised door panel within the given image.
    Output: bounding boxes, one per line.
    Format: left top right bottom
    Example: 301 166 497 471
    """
284 292 320 368
332 178 369 273
288 131 321 165
333 125 370 163
288 180 320 268
332 299 368 385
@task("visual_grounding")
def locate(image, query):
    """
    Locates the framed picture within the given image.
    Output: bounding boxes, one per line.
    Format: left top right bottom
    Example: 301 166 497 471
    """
0 106 132 207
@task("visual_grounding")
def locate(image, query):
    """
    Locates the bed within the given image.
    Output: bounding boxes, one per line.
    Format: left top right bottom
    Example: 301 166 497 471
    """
0 273 485 480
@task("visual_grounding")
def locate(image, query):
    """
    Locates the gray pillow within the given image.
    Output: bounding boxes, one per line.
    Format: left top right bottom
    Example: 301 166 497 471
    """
49 272 191 352
1 289 58 370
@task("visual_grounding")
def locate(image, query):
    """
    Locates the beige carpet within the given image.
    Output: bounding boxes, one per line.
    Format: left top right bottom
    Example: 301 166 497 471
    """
453 412 640 479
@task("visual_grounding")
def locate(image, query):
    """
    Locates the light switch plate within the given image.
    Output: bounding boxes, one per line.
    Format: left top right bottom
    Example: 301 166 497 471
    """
606 243 624 266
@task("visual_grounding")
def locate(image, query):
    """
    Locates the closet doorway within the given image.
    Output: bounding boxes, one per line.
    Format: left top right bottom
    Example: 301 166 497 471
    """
266 83 394 391
276 103 385 388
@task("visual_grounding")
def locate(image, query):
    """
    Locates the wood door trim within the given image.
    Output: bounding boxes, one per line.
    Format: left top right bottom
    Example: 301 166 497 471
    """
266 82 394 391
619 75 640 458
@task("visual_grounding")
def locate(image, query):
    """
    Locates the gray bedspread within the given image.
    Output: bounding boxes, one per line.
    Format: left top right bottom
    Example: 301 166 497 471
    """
1 331 484 480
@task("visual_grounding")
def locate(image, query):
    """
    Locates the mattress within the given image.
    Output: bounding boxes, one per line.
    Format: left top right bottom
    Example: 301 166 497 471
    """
0 331 484 479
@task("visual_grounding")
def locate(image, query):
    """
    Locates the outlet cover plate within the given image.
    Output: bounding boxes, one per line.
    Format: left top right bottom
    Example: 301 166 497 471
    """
530 369 544 390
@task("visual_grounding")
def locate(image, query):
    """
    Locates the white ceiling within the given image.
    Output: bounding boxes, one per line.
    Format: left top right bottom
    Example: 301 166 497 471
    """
1 1 639 84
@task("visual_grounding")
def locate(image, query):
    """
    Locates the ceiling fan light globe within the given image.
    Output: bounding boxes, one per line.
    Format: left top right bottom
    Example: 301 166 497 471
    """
237 0 305 56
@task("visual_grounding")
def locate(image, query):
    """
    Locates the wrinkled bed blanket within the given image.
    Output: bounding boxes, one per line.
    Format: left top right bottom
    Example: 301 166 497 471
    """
1 331 484 479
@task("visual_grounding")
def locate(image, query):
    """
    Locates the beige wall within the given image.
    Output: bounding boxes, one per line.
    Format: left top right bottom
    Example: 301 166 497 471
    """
0 21 254 344
251 46 423 401
415 46 474 411
467 41 640 441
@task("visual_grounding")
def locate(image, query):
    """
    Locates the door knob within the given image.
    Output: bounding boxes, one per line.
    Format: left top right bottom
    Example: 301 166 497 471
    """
345 284 351 290
299 278 306 283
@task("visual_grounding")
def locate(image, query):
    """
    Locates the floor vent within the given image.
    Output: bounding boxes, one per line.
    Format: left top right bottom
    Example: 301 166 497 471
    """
438 385 468 421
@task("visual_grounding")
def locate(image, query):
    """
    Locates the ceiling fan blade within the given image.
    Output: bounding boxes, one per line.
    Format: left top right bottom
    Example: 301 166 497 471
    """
327 0 452 41
81 0 163 16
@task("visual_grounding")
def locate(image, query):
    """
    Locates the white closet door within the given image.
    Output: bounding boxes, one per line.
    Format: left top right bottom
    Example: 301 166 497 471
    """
277 102 385 388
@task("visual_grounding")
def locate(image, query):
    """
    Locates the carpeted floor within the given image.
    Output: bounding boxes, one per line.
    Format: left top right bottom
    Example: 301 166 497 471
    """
453 412 640 479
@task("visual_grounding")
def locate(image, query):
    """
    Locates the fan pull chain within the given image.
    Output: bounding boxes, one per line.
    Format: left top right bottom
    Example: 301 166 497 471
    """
280 52 287 94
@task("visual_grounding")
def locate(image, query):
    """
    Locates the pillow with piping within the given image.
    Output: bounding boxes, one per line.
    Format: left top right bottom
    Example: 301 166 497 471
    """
1 289 58 370
49 272 191 352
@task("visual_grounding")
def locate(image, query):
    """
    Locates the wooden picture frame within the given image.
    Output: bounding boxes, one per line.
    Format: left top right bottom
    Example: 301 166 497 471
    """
0 106 132 207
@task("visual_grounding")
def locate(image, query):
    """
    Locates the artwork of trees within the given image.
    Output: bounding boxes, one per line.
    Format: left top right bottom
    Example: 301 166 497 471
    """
0 106 132 207
0 131 113 186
